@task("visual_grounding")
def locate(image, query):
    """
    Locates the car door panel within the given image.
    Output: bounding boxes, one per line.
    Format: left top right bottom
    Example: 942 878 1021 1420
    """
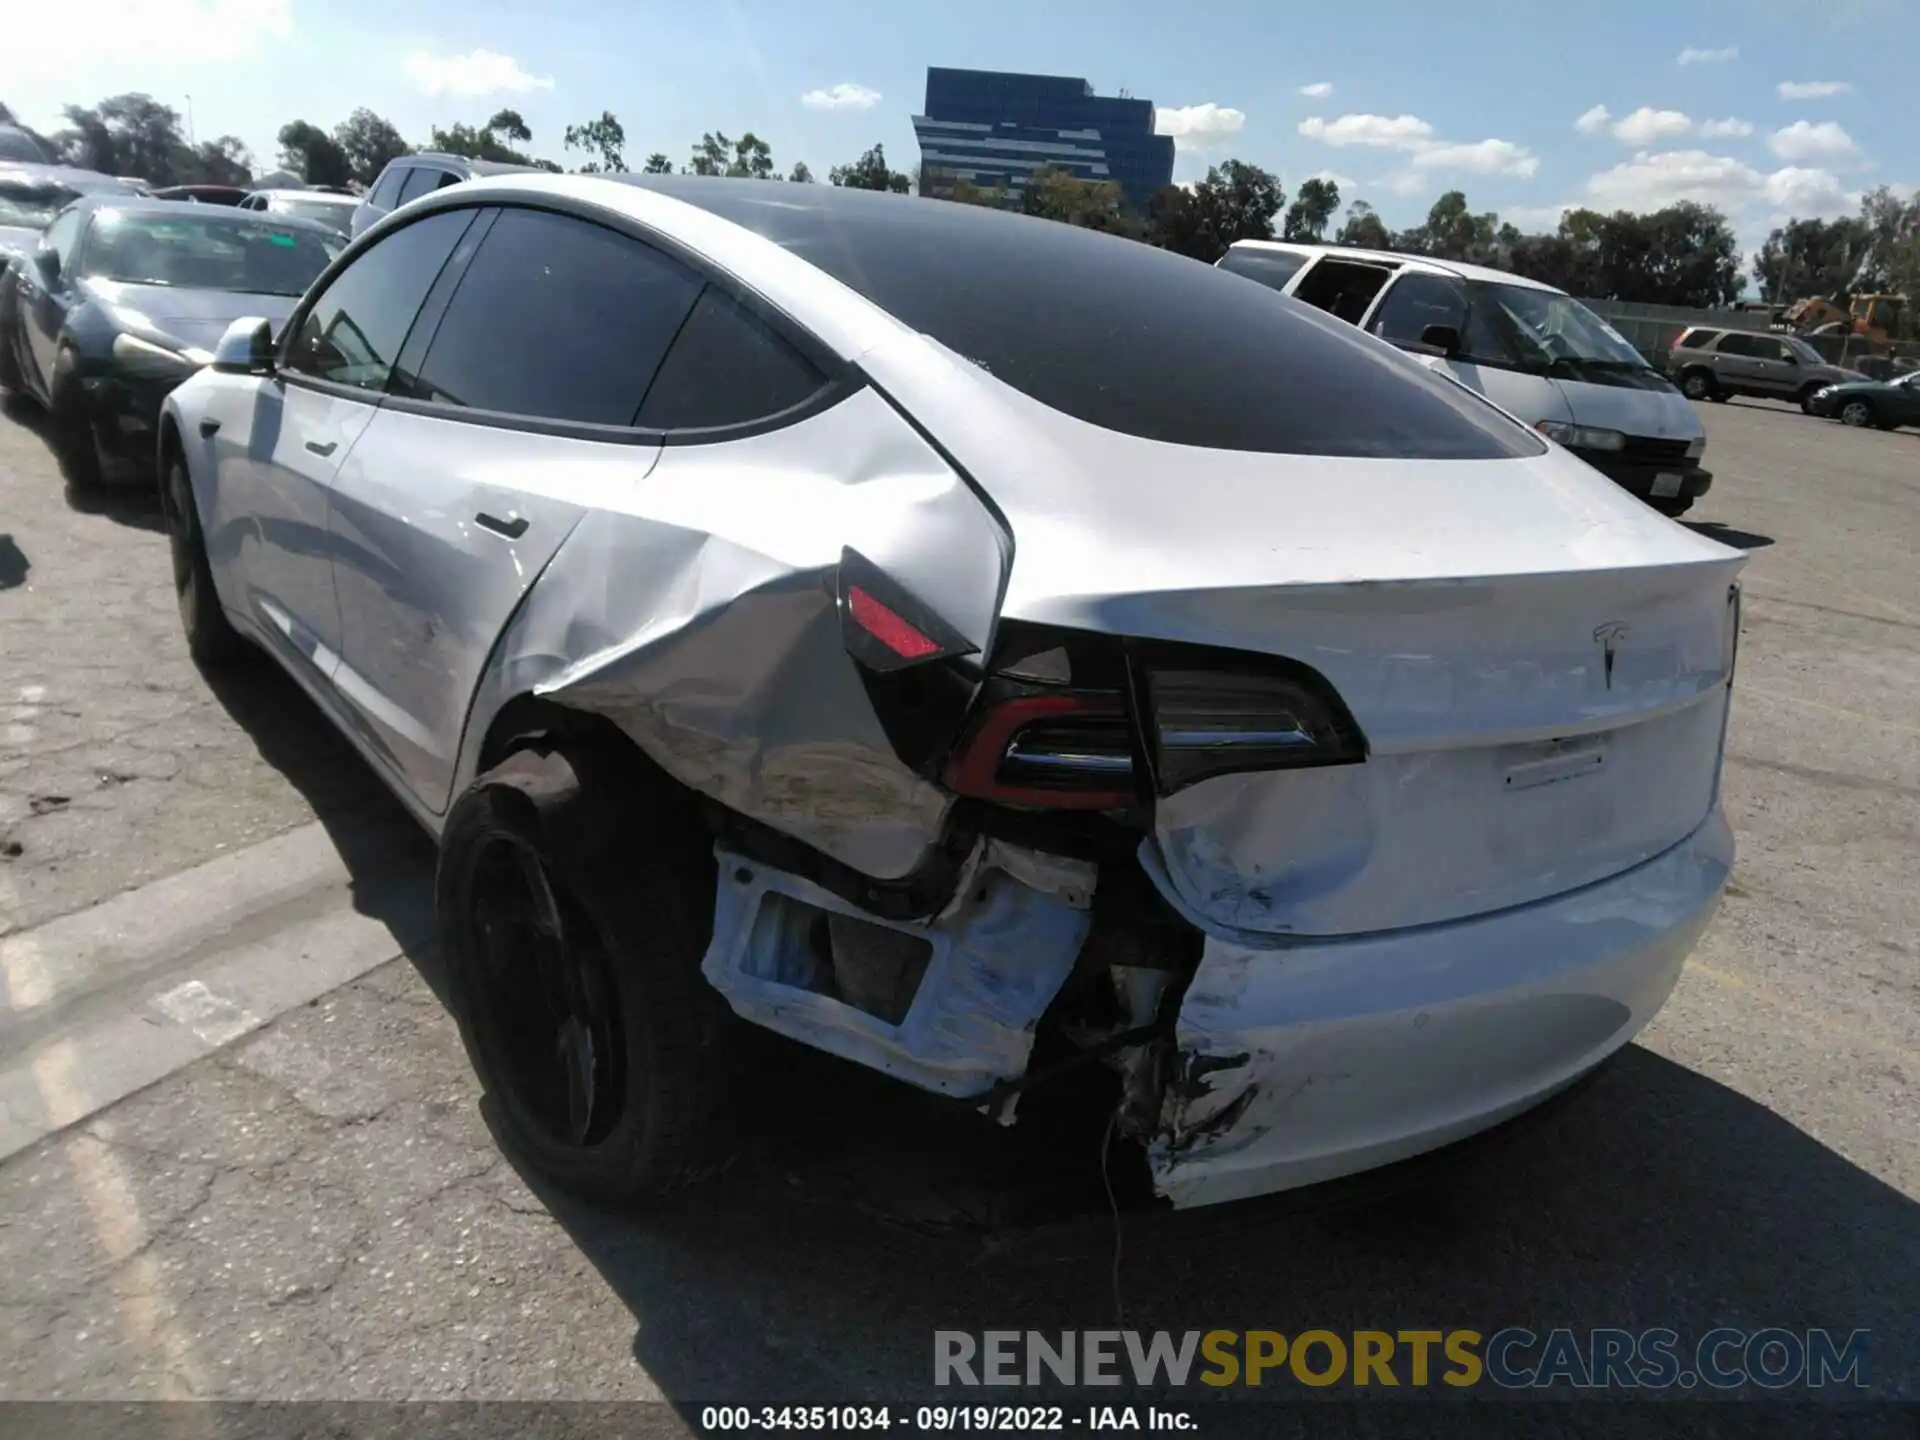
326 410 602 810
223 381 377 681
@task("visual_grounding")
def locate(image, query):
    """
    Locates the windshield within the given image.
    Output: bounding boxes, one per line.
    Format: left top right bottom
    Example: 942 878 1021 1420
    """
270 198 355 230
82 209 342 295
0 181 78 231
1462 281 1655 377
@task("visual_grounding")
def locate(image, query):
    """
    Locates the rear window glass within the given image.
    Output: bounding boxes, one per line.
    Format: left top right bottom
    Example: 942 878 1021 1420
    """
623 177 1540 460
1677 328 1720 350
1217 247 1309 293
636 286 828 431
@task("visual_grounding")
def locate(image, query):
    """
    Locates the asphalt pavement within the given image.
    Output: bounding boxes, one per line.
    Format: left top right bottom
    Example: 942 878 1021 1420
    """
0 392 1914 1433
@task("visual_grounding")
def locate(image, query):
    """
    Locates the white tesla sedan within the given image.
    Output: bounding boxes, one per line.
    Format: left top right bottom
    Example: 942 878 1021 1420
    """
158 174 1743 1209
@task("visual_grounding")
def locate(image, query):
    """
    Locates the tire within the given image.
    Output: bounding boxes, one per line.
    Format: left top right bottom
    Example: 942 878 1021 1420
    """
1649 497 1694 519
49 347 101 489
161 452 250 667
1797 384 1825 415
1680 369 1716 401
1838 399 1875 428
0 296 22 395
437 745 733 1205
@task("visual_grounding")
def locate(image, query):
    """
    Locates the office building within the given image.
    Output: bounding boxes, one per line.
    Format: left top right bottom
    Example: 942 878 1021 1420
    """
911 67 1175 213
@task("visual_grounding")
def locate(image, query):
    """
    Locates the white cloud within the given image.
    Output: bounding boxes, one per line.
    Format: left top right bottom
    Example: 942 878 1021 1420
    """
1505 202 1579 227
405 48 552 98
1767 119 1859 160
1407 138 1539 177
1575 104 1612 135
1300 112 1534 180
1777 80 1853 100
800 82 881 111
1154 103 1246 150
1611 107 1694 144
1298 82 1333 99
1677 46 1738 66
1298 113 1434 148
1585 148 1850 219
0 0 291 69
1699 117 1755 139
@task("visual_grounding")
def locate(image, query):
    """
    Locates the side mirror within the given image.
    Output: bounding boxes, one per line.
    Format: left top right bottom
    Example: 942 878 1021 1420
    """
1418 324 1463 357
211 317 276 375
1780 352 1798 365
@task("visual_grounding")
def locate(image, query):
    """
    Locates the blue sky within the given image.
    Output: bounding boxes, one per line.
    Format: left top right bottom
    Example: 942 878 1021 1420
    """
4 0 1912 256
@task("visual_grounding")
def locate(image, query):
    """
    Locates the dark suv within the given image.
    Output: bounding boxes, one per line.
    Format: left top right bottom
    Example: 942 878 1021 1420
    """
349 154 540 238
1669 326 1868 412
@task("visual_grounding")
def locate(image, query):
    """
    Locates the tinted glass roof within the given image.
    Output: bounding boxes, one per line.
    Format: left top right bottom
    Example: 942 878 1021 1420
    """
615 175 1540 460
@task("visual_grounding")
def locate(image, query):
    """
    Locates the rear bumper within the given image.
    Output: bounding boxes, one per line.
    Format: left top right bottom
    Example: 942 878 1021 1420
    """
1149 807 1732 1208
1570 446 1713 503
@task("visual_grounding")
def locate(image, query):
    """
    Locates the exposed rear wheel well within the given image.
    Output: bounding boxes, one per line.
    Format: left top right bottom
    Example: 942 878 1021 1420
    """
472 696 707 836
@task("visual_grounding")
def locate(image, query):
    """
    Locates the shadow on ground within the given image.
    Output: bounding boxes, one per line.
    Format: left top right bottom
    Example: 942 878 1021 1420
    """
515 1044 1918 1431
1 392 165 533
1685 520 1777 552
197 653 442 987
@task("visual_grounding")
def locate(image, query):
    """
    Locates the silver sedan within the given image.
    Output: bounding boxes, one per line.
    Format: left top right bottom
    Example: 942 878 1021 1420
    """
158 174 1745 1208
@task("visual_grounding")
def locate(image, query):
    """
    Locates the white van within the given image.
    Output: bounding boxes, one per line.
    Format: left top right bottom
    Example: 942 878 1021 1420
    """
1219 241 1711 517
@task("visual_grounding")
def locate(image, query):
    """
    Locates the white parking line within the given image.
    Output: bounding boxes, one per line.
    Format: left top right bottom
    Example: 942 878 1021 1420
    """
0 822 434 1164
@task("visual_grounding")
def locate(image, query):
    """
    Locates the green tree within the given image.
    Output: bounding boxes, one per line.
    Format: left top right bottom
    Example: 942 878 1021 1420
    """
688 131 731 175
486 109 531 145
787 160 814 183
333 108 410 185
829 142 910 193
1144 160 1283 262
1333 199 1392 249
1755 217 1871 304
564 111 626 173
55 94 190 184
727 132 774 179
1399 189 1507 263
1021 165 1139 236
277 120 353 187
642 152 673 174
186 136 252 187
1282 177 1340 241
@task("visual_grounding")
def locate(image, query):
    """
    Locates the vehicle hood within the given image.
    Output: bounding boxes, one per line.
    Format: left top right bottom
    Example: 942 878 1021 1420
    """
1550 375 1703 443
80 278 299 351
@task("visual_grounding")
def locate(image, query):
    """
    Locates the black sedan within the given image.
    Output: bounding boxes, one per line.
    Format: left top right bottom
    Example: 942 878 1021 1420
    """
0 194 341 485
1807 369 1920 431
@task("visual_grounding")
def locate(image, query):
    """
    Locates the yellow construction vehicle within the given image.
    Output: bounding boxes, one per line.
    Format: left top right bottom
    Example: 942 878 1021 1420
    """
1850 294 1906 340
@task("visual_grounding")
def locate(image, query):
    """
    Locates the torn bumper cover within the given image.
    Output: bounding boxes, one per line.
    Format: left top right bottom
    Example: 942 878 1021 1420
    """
701 841 1096 1097
1144 808 1732 1209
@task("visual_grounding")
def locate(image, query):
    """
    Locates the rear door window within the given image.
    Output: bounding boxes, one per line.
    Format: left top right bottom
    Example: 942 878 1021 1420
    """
1715 333 1757 356
368 166 408 210
1217 247 1309 293
282 209 475 391
1291 258 1396 325
636 287 828 432
406 206 703 426
396 167 443 207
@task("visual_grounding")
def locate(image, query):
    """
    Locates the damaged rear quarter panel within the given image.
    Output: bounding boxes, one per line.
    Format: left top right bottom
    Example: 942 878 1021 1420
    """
452 386 1011 880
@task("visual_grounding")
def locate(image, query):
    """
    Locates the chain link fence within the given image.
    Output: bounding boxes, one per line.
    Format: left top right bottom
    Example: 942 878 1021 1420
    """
1584 298 1920 379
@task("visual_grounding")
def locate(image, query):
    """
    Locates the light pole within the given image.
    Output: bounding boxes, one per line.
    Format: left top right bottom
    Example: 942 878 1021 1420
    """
185 94 195 148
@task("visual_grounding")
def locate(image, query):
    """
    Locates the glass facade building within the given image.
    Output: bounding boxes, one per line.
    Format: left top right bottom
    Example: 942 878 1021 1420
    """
911 68 1175 214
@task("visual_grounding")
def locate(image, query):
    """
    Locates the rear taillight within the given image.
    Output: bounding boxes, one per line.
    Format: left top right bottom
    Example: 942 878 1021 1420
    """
944 691 1138 810
1144 664 1365 791
942 629 1367 811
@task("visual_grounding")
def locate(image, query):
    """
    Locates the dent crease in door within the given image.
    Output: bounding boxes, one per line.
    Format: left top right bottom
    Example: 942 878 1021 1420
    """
462 386 1011 882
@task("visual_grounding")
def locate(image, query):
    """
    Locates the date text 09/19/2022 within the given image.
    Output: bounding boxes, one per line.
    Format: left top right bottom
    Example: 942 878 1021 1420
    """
699 1406 1194 1432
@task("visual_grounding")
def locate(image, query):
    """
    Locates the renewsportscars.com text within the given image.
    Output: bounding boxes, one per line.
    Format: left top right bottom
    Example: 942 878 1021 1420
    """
934 1328 1870 1391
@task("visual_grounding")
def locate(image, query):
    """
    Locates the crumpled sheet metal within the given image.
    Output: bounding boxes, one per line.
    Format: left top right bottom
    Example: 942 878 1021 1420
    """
702 844 1095 1097
455 388 1010 881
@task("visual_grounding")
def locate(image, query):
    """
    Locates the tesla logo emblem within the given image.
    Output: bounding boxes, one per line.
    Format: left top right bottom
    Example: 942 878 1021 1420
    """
1593 622 1630 688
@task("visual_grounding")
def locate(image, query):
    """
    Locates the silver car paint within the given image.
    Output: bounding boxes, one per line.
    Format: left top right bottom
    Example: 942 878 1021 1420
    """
162 175 1745 1204
464 386 1009 879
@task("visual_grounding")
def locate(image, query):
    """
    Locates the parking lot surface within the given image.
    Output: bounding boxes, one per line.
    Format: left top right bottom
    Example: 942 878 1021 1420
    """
0 394 1915 1429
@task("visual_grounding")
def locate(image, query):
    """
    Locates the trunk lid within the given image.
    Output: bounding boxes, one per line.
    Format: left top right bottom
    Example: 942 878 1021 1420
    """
872 357 1746 936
